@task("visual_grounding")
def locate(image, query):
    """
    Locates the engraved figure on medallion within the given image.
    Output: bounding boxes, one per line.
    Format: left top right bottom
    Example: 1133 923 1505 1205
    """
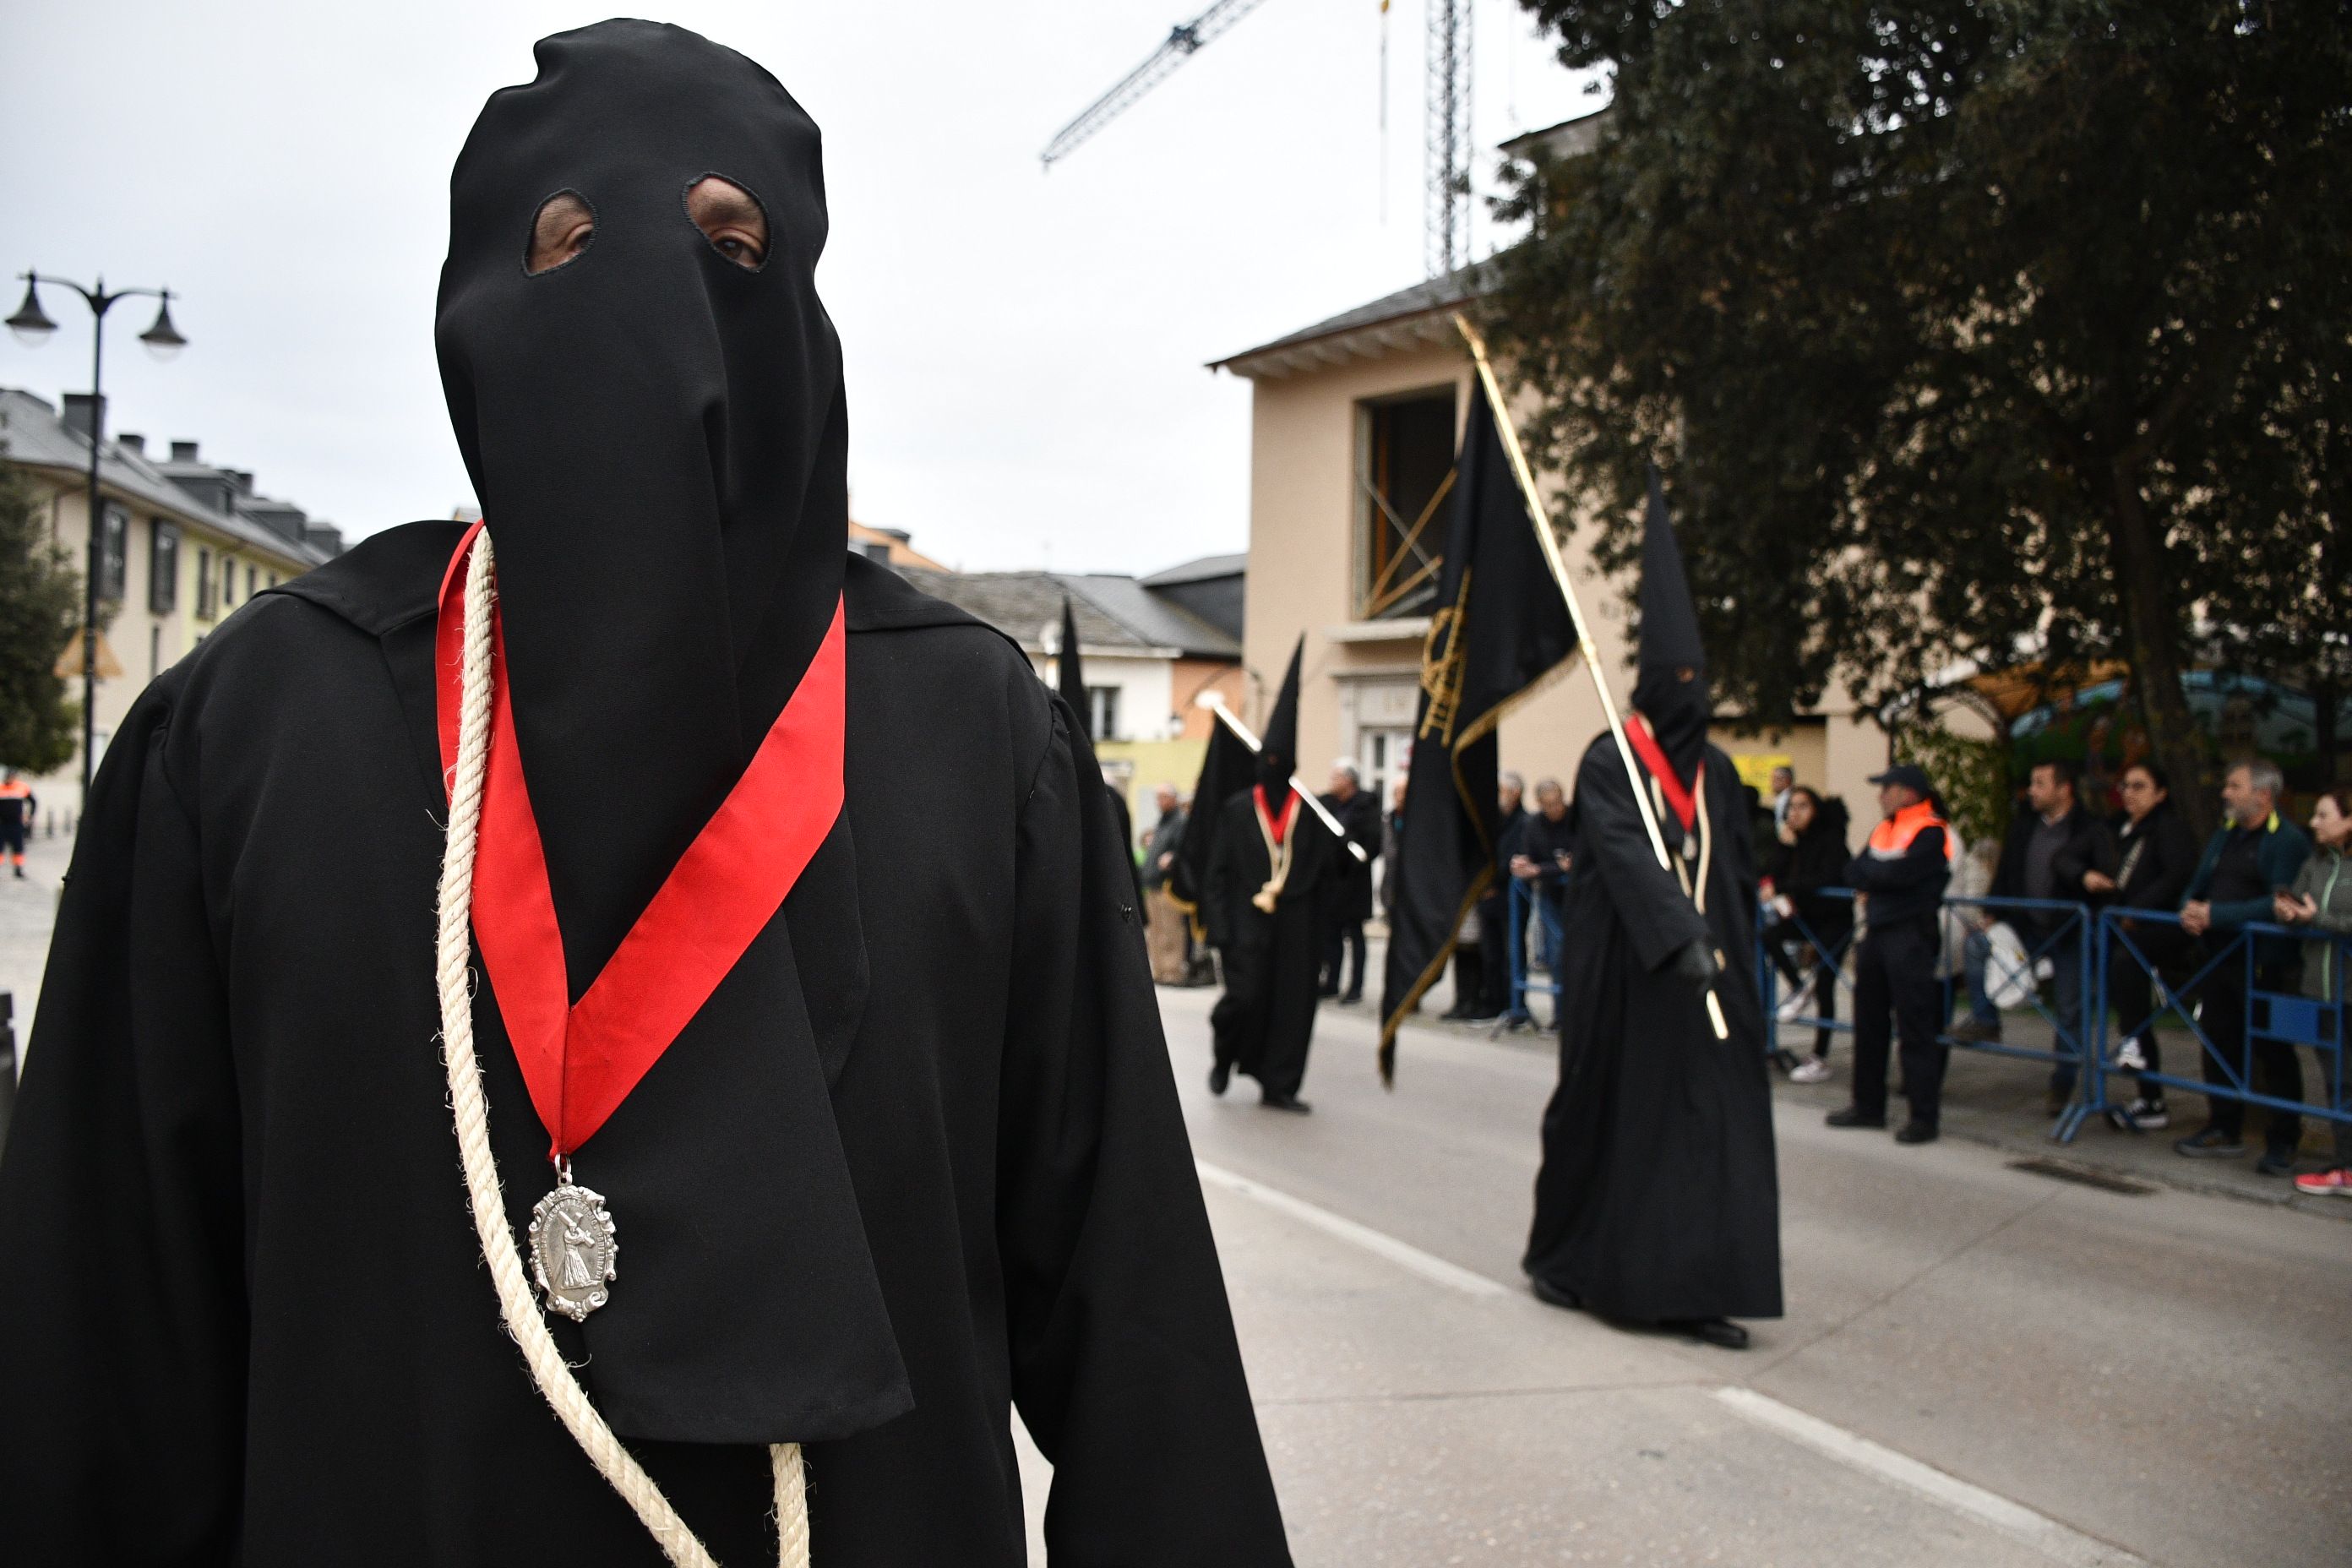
528 1183 618 1322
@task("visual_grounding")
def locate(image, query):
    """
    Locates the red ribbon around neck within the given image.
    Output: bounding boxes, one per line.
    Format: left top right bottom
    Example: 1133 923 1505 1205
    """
1623 712 1701 833
1253 784 1299 847
434 523 847 1158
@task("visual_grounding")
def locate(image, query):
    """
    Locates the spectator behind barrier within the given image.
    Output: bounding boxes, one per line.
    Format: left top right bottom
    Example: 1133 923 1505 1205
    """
1952 759 2116 1114
2175 759 2313 1175
1509 779 1576 1025
2087 760 2203 1131
1761 787 1852 1081
2276 788 2352 1196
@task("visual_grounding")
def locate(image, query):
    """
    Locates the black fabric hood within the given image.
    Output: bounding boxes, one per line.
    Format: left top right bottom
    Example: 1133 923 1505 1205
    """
1257 637 1304 792
1631 466 1711 775
430 20 908 1446
437 17 847 983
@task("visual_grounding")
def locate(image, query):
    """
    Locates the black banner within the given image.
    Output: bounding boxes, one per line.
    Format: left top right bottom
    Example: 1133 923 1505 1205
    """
1375 381 1578 1081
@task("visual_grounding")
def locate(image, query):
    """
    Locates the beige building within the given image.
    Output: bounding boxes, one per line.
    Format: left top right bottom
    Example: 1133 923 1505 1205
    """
1211 270 1888 819
1 389 339 819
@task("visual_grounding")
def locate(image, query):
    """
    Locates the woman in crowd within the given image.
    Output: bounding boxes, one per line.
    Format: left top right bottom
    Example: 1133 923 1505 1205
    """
2084 760 2202 1130
2276 787 2352 1195
1761 786 1852 1082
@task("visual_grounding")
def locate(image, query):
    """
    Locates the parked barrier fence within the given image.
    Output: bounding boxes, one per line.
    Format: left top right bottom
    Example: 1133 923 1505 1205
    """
1756 890 2352 1147
1501 875 1564 1029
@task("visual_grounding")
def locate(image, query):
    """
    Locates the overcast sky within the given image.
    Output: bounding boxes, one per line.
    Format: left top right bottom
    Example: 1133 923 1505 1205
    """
3 1 1602 576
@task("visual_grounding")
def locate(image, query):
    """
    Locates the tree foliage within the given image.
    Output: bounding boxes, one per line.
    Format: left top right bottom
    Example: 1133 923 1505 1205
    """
1489 0 2350 828
0 464 84 775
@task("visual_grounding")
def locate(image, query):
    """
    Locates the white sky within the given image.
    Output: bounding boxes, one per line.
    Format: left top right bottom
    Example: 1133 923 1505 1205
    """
1 1 1603 576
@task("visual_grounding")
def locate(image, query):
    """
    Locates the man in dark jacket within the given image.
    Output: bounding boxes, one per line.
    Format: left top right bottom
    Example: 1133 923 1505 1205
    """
2174 759 2313 1174
1461 773 1531 1021
1952 760 2115 1113
1315 762 1384 1002
1831 765 1953 1143
1141 784 1194 984
1507 779 1576 1025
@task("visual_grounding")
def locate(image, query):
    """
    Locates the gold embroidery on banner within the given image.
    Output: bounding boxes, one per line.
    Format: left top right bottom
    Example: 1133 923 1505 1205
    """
1417 567 1473 744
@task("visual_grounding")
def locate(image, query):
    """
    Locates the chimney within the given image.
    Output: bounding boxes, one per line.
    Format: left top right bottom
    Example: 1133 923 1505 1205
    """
117 433 146 455
227 469 255 494
61 393 106 439
171 440 199 462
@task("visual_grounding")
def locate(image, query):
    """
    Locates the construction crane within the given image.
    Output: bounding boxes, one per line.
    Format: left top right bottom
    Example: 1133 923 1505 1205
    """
1039 0 1477 280
1038 0 1277 170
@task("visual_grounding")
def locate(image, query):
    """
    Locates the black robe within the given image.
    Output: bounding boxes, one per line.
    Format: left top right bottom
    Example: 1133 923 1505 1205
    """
0 530 1290 1566
1203 791 1332 1099
1523 737 1783 1324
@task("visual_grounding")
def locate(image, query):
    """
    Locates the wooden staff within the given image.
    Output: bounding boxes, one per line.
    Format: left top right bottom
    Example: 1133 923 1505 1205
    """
1204 696 1372 864
1453 313 1729 1039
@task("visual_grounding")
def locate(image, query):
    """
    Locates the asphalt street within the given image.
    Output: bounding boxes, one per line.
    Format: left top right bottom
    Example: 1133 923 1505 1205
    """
1016 983 2352 1567
5 842 2346 1565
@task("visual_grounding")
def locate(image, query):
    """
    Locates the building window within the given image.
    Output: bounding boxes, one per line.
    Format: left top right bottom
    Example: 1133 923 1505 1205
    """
1353 387 1457 620
195 547 216 618
1088 686 1120 743
98 504 129 602
150 623 161 680
246 564 257 601
149 521 180 614
221 554 236 607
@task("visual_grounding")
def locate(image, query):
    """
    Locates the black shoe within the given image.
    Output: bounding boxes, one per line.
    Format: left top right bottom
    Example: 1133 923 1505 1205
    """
2255 1148 2297 1178
1529 1276 1582 1312
1316 985 1340 999
2174 1126 2246 1158
1826 1105 1886 1130
1260 1092 1312 1114
1896 1119 1939 1145
1208 1060 1231 1096
1341 989 1363 1004
1665 1317 1750 1349
2044 1086 2074 1117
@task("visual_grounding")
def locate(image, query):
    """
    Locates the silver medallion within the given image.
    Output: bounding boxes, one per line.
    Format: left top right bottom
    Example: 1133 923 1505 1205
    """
528 1178 618 1322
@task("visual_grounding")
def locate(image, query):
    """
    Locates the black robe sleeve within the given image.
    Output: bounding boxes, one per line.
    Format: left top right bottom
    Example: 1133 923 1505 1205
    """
1573 738 1709 972
995 702 1291 1565
0 678 248 1565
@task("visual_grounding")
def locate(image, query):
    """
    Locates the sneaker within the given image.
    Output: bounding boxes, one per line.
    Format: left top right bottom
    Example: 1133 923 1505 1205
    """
2174 1126 2246 1158
2293 1168 2352 1197
2103 1097 2168 1132
1948 1017 2003 1044
1790 1057 1832 1084
2254 1148 2296 1179
2114 1037 2148 1071
1826 1105 1886 1130
1775 978 1817 1022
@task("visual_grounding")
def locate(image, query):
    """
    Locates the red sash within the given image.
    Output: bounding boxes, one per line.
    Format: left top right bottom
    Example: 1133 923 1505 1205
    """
1252 784 1299 846
1623 713 1701 831
433 523 847 1157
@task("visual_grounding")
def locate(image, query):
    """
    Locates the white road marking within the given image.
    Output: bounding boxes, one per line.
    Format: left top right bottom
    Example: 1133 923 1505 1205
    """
1195 1160 1509 1298
1714 1386 2153 1567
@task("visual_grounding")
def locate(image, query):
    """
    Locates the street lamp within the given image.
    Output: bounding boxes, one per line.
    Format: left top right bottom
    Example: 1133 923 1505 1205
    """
7 270 188 804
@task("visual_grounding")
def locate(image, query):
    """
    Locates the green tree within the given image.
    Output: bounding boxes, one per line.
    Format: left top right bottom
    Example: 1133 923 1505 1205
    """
0 464 84 775
1489 0 2350 833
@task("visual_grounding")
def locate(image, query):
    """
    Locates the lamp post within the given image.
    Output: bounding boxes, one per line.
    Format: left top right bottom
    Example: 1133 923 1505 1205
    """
7 271 188 805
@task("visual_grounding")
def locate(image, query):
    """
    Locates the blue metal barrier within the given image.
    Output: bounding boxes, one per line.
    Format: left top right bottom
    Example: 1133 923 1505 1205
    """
2096 908 2349 1146
1501 874 1564 1030
1755 890 1858 1062
1755 891 2100 1141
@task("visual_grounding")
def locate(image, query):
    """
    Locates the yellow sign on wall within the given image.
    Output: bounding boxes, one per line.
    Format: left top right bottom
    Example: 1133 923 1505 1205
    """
1726 752 1792 793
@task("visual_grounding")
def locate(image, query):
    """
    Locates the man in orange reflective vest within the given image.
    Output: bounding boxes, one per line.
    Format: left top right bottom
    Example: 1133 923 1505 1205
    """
1830 764 1952 1143
0 770 35 879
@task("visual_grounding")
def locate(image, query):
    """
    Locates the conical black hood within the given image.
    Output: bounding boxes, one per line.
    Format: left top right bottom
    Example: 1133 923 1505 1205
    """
1257 636 1304 789
1057 595 1090 740
1631 466 1712 772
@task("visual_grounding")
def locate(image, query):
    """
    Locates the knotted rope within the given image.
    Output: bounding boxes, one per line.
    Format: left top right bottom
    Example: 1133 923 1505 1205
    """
434 528 810 1567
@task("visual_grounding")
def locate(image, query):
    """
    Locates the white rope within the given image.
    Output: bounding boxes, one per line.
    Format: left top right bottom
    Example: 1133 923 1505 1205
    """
433 528 809 1568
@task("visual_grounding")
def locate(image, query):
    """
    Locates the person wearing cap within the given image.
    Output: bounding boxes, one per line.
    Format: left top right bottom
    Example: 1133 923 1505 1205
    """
1831 764 1954 1142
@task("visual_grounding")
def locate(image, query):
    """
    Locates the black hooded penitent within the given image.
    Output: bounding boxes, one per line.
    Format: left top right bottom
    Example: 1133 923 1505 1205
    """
0 21 1291 1563
1630 466 1711 776
1254 637 1304 793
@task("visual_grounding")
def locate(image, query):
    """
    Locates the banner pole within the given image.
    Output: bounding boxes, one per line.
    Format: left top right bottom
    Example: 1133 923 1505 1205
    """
1454 313 1728 1039
1205 697 1371 863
